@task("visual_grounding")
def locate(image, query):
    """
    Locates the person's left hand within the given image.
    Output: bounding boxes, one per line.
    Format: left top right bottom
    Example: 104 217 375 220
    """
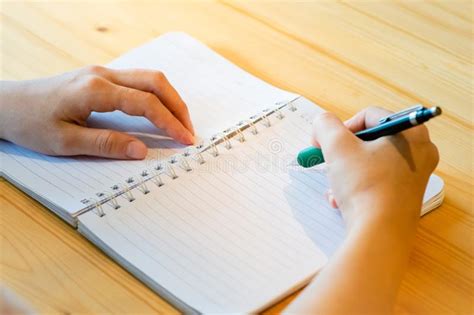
0 66 195 159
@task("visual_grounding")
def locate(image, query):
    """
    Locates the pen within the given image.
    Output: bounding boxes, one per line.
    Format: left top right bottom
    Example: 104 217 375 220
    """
297 105 442 168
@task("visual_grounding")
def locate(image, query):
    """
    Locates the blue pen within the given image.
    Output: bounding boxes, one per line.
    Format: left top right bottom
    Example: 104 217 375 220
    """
297 105 442 168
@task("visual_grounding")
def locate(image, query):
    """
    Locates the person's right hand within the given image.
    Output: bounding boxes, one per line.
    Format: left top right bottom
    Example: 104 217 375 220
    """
287 107 439 315
312 107 439 232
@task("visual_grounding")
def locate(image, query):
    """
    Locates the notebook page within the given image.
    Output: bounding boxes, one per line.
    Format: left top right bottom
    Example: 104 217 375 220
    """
78 101 332 313
89 32 298 145
78 97 444 313
0 32 298 218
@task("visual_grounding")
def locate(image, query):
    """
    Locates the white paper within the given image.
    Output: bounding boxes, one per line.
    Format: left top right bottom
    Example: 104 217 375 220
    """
78 99 444 313
0 32 298 217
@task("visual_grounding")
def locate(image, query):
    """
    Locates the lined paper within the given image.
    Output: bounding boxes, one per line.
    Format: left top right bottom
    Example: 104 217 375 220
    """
0 32 298 218
78 101 329 313
77 98 444 313
88 32 298 148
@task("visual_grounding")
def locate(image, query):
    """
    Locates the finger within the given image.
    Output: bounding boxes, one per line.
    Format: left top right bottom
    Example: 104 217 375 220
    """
103 68 195 134
312 112 358 161
82 77 194 145
344 106 393 133
60 124 148 159
324 189 338 209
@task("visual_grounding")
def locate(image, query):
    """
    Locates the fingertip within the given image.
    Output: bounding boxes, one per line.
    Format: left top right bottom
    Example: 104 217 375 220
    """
329 195 338 209
311 138 321 148
312 111 354 151
182 130 195 145
325 189 338 209
126 141 147 159
171 126 195 145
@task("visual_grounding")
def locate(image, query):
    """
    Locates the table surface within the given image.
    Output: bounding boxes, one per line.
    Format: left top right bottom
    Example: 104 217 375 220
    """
1 1 473 314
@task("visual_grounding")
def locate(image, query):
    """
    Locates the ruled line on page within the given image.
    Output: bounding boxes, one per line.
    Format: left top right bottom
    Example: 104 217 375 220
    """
77 104 333 311
1 32 298 216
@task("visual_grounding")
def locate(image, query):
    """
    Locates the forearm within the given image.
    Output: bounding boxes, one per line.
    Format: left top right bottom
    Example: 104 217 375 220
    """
285 201 419 314
0 80 36 140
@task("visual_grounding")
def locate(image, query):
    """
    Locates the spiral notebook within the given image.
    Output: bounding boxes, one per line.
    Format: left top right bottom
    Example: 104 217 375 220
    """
0 32 445 313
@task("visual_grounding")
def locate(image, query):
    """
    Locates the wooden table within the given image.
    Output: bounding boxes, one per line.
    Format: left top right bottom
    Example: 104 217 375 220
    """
1 1 472 314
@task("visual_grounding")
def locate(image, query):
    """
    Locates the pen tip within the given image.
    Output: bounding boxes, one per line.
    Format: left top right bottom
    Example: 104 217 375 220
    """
430 106 442 117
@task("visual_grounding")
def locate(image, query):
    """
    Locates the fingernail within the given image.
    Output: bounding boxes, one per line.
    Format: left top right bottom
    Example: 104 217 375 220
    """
328 194 338 209
126 141 147 159
182 130 195 145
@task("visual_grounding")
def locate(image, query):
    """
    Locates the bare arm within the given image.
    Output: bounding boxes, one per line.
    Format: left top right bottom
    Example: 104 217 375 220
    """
285 107 439 314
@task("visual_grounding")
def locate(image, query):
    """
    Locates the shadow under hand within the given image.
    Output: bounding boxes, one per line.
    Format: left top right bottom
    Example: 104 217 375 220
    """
88 111 185 149
283 166 347 257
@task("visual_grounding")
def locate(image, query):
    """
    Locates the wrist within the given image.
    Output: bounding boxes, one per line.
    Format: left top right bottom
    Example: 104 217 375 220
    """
0 80 35 141
347 208 419 265
346 190 422 237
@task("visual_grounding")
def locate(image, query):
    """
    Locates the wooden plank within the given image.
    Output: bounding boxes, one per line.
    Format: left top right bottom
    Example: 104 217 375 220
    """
0 179 179 314
0 1 472 314
221 1 473 124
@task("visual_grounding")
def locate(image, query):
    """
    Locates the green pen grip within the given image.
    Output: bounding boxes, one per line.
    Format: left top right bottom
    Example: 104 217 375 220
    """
297 146 325 168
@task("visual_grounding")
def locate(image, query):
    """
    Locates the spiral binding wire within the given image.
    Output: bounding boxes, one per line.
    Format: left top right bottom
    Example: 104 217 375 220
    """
151 170 165 187
288 100 297 112
119 183 136 202
275 108 285 120
179 156 193 172
213 133 232 150
165 163 179 179
209 141 219 157
91 198 105 217
261 108 272 127
107 192 121 210
248 120 258 135
137 176 150 194
235 128 246 142
91 98 300 217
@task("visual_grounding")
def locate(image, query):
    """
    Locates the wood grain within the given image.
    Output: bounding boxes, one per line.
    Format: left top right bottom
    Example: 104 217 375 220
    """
1 1 472 314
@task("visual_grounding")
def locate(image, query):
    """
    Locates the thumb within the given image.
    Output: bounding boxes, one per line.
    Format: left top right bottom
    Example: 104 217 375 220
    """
311 112 358 162
64 125 148 159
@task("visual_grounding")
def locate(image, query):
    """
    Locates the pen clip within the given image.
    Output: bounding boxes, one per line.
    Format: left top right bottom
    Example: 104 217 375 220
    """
379 104 425 124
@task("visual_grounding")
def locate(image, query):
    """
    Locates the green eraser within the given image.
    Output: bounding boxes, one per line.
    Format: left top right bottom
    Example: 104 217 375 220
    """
297 146 325 168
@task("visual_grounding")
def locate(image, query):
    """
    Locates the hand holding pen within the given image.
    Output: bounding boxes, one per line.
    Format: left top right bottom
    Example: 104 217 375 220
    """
306 105 439 212
286 106 440 314
298 105 442 168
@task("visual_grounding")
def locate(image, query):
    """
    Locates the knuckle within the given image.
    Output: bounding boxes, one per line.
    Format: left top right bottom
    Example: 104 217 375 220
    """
429 143 440 167
314 111 336 124
123 91 157 115
81 74 106 91
156 112 175 130
52 133 73 155
118 85 134 101
152 71 167 86
312 112 336 138
116 88 137 112
83 65 106 76
94 131 115 155
142 91 157 104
